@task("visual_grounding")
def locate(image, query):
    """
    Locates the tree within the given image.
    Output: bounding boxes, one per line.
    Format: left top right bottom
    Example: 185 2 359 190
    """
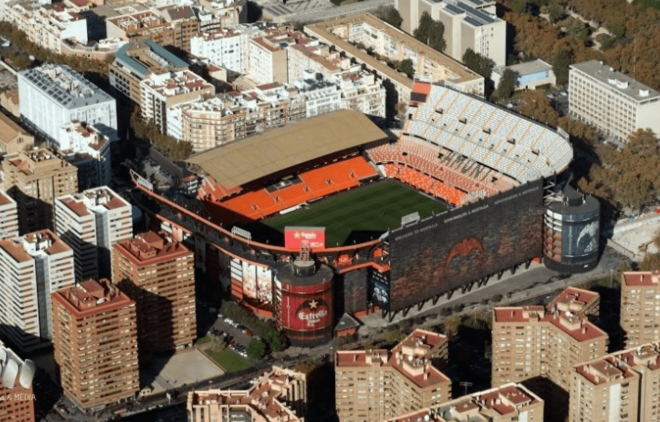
493 69 518 100
462 48 493 79
413 12 446 52
246 338 266 359
517 90 559 126
264 330 287 352
511 0 528 14
547 2 566 23
653 228 660 251
383 7 403 29
398 59 415 78
640 253 660 271
552 50 572 86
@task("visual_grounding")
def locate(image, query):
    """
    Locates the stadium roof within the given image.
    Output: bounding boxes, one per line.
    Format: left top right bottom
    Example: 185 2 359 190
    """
187 110 386 189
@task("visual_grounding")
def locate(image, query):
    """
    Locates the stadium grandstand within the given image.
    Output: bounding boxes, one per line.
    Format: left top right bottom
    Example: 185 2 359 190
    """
130 82 577 343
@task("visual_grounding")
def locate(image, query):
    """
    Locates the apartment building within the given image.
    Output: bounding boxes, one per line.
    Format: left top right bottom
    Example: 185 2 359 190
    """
0 113 34 155
190 26 253 74
140 69 215 134
335 329 451 422
0 230 74 353
248 34 289 85
113 231 196 358
170 85 306 151
569 60 660 141
395 0 505 66
52 279 139 412
0 190 19 239
55 187 132 281
3 1 87 54
287 41 345 83
0 342 36 422
1 149 78 233
305 14 484 105
492 288 608 405
570 341 660 422
161 5 198 52
18 64 117 147
107 10 176 48
110 40 190 105
621 271 660 349
57 122 112 190
386 383 544 422
187 366 306 422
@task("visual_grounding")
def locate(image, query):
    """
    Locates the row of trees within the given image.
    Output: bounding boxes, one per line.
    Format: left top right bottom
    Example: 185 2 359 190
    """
413 12 447 53
577 129 660 214
462 49 493 79
130 110 194 161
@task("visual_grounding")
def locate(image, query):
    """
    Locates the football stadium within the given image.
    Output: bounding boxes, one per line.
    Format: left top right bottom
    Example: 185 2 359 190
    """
132 82 599 346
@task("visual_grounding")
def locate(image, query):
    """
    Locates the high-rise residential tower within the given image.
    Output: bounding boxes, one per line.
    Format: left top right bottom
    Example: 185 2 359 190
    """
52 279 139 412
55 187 132 281
0 230 74 353
113 231 196 359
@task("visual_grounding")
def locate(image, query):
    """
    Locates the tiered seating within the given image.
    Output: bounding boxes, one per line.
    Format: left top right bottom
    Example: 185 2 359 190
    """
401 84 573 183
217 156 377 219
367 138 515 197
383 163 465 205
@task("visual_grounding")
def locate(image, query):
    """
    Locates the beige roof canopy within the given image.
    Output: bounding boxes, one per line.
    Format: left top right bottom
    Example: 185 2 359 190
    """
186 109 386 189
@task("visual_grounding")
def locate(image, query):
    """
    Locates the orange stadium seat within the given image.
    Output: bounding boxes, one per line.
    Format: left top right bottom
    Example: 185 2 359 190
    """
217 156 377 219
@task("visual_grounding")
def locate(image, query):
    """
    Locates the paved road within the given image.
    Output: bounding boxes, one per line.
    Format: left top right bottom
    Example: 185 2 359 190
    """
263 0 394 23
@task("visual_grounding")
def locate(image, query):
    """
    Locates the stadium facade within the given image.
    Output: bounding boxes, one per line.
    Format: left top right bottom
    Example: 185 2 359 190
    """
131 82 598 346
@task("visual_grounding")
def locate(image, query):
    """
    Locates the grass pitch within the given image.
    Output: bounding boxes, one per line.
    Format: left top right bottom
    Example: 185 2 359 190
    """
265 181 447 246
205 348 252 373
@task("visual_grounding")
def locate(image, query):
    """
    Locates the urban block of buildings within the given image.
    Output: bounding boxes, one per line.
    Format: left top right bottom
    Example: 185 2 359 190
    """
168 69 386 151
0 113 34 155
18 65 118 148
305 13 485 105
1 148 78 233
187 366 306 422
55 186 133 282
570 341 660 422
141 68 215 135
113 231 196 358
0 341 36 422
57 122 112 190
110 39 190 106
492 59 556 90
52 279 139 412
335 329 451 422
621 270 660 349
492 287 608 403
569 60 660 141
386 383 544 422
0 230 74 353
395 0 506 66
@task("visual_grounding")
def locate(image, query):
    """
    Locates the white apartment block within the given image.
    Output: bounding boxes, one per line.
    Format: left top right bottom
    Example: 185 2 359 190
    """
332 71 387 117
396 0 505 66
18 65 117 148
294 76 341 118
55 187 132 282
58 122 112 190
248 36 288 85
3 1 87 54
190 27 251 74
0 230 74 353
0 190 19 239
569 60 660 141
140 70 215 134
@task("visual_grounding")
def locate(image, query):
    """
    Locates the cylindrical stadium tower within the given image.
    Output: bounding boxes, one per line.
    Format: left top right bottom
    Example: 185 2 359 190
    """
273 259 334 347
543 186 600 273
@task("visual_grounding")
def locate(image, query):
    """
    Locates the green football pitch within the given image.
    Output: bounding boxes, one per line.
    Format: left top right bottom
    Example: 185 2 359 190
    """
264 181 447 247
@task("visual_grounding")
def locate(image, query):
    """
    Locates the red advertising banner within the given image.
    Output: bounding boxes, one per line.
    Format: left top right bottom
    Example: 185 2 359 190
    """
284 226 326 249
281 288 333 332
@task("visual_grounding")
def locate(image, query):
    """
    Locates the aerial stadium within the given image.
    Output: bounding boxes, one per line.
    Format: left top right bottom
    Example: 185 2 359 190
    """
131 81 598 347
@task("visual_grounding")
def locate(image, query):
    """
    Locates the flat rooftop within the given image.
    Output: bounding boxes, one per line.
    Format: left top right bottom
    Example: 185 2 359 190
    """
19 64 114 110
570 60 660 103
186 109 386 189
623 271 660 287
494 59 553 77
305 13 483 87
